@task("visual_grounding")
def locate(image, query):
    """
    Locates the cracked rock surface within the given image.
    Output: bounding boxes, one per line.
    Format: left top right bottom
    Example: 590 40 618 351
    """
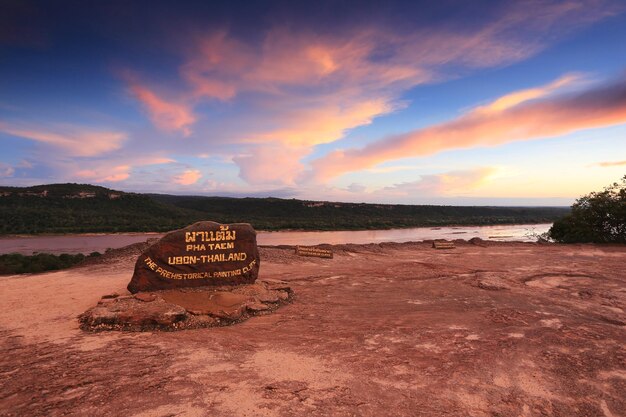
1 241 625 417
79 279 293 331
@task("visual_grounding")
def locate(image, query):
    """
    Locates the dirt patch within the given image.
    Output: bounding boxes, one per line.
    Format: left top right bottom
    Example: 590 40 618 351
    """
524 273 597 289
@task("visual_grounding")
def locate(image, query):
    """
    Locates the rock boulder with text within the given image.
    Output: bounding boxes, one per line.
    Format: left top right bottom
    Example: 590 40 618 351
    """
127 221 260 293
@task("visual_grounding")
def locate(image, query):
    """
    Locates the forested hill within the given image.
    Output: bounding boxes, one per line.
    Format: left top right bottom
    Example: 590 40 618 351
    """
0 184 570 235
0 184 202 234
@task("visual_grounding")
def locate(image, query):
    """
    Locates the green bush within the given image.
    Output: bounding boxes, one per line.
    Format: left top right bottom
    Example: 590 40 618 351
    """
549 175 626 243
0 252 93 275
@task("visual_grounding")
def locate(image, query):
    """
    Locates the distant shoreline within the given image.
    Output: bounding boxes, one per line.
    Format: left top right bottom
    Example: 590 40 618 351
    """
0 221 554 239
0 223 554 256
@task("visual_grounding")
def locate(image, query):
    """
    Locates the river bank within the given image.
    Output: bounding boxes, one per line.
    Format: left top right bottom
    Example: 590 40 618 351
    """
0 223 552 255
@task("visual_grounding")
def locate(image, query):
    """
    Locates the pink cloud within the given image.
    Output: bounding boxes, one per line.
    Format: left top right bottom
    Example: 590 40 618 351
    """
179 2 617 103
233 144 309 185
173 169 202 185
117 1 620 186
310 76 626 181
128 84 196 136
0 123 126 156
76 165 130 183
72 156 174 184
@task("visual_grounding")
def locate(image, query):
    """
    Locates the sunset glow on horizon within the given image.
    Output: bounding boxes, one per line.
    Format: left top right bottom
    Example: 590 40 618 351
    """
1 0 625 205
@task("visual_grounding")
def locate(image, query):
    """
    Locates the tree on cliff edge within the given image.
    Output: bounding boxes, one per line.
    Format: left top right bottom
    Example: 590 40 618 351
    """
549 175 626 243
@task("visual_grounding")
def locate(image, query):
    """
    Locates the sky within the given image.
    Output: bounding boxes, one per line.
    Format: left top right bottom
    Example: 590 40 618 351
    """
1 0 625 205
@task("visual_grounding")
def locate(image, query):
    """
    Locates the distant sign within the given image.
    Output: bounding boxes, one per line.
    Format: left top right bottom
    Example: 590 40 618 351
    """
128 221 260 293
432 241 455 249
295 246 333 259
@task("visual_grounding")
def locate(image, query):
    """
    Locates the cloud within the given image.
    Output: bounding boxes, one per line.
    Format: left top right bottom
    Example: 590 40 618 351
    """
180 1 615 105
381 167 498 197
233 144 309 185
594 160 626 167
250 98 397 147
77 165 130 183
0 123 126 157
128 83 196 136
116 0 619 187
174 169 202 185
474 74 582 114
367 165 420 174
72 156 174 184
265 167 498 203
346 183 366 193
310 76 626 180
0 163 15 178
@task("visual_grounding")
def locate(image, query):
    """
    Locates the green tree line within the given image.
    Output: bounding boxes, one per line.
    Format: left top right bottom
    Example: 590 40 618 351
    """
0 183 570 235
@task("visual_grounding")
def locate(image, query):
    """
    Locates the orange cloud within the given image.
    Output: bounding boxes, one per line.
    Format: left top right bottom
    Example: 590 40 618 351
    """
128 84 196 136
595 160 626 167
174 169 202 185
72 156 173 183
76 165 130 183
252 98 396 147
310 76 626 180
475 74 582 114
382 167 499 197
99 172 130 182
0 123 126 156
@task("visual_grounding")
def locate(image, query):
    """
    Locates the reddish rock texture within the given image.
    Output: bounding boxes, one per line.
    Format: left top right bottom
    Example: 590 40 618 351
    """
1 241 625 417
80 279 293 331
127 221 260 293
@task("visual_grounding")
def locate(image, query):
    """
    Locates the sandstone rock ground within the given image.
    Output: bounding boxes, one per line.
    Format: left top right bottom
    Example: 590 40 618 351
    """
79 279 293 331
0 241 624 417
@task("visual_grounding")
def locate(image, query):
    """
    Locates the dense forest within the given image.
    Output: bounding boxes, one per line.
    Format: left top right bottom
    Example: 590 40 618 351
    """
0 183 570 235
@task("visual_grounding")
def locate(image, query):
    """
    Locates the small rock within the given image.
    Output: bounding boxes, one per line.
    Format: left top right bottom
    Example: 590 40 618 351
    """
192 315 218 326
117 300 187 326
161 290 251 320
101 293 120 299
473 272 511 291
277 291 289 301
247 302 270 312
256 290 281 303
134 292 157 302
261 279 291 291
598 314 626 326
81 298 187 329
540 318 563 329
87 307 118 323
477 279 510 291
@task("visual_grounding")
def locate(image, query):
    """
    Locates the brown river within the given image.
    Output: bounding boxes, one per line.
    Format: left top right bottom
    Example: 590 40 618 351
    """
0 223 551 255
